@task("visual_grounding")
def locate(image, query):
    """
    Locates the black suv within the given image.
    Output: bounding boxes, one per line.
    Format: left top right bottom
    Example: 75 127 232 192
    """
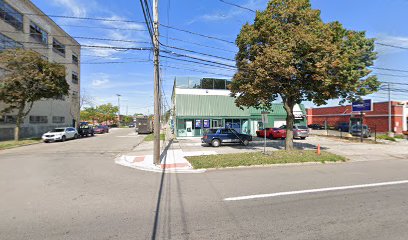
78 125 95 137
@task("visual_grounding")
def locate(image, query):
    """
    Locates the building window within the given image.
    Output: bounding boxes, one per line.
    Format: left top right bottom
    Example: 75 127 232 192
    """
72 71 78 84
29 116 48 124
30 22 48 45
0 0 23 31
54 94 65 101
53 38 65 57
72 53 78 65
2 115 17 124
0 32 22 50
52 116 65 124
72 91 78 100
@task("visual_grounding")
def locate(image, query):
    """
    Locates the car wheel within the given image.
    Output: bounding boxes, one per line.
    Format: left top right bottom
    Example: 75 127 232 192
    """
74 134 78 139
242 139 249 146
61 135 66 142
211 139 221 147
91 132 94 136
338 128 342 132
43 140 49 143
300 137 306 140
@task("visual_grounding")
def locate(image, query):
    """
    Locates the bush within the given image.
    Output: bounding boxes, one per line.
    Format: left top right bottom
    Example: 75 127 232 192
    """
377 135 396 141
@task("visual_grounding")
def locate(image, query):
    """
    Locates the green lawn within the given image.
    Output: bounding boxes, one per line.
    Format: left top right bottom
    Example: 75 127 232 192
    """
0 139 42 150
144 133 165 141
186 150 346 169
377 135 396 141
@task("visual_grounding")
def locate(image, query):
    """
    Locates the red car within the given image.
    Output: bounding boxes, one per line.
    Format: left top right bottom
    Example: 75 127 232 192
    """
256 128 286 139
94 125 109 134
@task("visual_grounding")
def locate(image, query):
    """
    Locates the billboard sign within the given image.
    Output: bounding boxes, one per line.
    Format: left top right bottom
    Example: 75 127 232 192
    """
352 99 373 112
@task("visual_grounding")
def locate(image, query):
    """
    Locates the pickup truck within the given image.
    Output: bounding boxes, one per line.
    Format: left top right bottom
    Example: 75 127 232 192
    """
202 128 252 147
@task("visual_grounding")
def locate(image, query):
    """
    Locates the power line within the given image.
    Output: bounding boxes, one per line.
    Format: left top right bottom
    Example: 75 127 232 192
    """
23 12 146 23
57 24 148 31
160 54 236 71
159 42 235 62
376 42 408 50
160 24 235 44
161 49 236 68
160 64 234 77
218 0 256 13
161 35 236 53
370 66 408 73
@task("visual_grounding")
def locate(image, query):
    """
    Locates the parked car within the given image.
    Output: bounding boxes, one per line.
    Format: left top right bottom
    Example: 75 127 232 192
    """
256 128 272 138
308 124 325 130
293 125 309 139
270 128 287 139
337 122 350 132
94 125 109 134
279 125 309 139
77 125 94 137
128 123 135 128
350 125 371 138
202 128 252 147
42 127 78 143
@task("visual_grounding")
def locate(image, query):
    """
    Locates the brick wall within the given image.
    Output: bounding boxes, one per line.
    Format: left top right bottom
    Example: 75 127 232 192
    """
307 102 405 133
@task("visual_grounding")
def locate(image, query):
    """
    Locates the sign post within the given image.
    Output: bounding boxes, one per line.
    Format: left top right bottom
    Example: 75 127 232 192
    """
261 111 269 154
352 99 373 142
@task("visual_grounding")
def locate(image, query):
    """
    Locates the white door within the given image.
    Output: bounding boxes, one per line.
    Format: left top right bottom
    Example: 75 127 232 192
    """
186 121 194 137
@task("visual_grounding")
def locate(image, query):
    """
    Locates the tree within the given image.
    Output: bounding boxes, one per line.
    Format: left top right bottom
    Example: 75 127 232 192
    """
97 103 119 124
123 115 134 124
0 49 69 141
230 0 379 150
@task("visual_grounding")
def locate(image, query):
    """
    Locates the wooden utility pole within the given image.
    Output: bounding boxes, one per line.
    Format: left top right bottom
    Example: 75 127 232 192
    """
153 0 161 165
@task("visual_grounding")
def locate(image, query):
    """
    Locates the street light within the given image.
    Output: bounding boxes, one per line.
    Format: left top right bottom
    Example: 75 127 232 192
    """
116 94 121 127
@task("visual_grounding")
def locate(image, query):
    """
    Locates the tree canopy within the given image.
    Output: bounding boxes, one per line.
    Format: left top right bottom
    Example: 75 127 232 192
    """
0 49 69 140
230 0 379 150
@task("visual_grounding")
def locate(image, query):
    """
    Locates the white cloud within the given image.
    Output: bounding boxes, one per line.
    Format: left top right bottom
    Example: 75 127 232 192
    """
91 74 110 88
51 0 87 17
375 34 408 55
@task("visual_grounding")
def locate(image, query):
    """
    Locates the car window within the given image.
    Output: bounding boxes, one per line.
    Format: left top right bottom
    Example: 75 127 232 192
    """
52 128 65 132
297 126 308 129
230 129 238 134
221 129 229 134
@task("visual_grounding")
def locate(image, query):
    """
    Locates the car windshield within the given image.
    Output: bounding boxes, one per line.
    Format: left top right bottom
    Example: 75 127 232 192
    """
296 126 308 129
51 128 65 132
205 129 218 134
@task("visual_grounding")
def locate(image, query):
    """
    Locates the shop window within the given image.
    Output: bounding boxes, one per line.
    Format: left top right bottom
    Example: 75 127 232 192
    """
214 79 226 89
0 0 23 30
212 119 223 128
53 38 65 57
0 32 22 50
29 116 48 124
30 22 48 44
52 116 65 123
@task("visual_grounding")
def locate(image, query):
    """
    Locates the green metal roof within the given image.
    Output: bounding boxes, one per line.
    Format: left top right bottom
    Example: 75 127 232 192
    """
175 94 251 117
175 94 306 118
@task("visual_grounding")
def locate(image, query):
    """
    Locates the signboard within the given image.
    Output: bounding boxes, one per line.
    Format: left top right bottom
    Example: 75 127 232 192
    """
352 99 373 112
195 119 202 128
203 119 210 128
261 111 269 124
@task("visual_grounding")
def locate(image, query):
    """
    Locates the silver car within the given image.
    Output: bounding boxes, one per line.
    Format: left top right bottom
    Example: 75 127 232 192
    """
294 125 309 139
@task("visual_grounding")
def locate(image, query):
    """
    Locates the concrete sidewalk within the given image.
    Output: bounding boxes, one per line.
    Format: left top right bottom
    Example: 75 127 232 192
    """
115 131 217 173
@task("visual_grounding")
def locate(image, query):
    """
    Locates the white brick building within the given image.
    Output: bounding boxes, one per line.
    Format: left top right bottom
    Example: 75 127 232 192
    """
0 0 80 140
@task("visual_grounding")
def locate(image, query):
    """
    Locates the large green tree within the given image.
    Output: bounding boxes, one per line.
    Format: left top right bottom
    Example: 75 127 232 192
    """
230 0 379 150
97 103 119 124
0 49 69 141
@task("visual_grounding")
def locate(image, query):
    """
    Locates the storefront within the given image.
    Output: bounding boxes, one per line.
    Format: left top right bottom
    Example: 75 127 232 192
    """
172 77 307 138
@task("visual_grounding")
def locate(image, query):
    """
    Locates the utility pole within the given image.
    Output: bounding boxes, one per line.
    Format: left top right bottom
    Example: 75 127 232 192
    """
116 94 121 127
388 83 392 137
153 0 161 165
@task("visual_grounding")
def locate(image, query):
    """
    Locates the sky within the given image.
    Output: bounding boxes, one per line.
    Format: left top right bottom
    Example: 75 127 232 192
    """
30 0 408 114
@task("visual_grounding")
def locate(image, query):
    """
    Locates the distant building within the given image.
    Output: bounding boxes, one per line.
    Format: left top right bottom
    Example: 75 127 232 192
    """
171 77 307 137
306 101 408 134
0 0 80 140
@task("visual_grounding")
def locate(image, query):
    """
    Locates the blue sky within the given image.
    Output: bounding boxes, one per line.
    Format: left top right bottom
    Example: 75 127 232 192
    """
31 0 408 114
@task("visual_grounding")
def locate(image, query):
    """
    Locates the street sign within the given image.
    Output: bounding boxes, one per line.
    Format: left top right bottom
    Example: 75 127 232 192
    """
261 111 269 124
352 99 373 112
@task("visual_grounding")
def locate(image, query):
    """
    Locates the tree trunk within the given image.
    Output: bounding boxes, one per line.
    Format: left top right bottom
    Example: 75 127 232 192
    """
283 99 295 151
14 105 25 141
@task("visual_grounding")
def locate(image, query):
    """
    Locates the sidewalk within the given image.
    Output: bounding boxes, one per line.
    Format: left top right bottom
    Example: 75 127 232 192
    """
115 130 217 173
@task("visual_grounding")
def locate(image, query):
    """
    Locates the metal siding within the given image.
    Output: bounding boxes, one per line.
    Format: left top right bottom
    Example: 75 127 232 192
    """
175 95 250 117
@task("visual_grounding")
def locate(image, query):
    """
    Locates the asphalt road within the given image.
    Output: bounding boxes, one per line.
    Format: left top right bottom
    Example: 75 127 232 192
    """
1 128 408 239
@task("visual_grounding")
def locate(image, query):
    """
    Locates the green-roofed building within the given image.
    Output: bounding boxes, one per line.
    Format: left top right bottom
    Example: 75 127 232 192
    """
171 77 307 137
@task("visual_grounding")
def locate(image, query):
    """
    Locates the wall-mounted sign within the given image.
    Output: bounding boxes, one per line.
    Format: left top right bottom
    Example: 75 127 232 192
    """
203 119 210 128
352 99 373 112
195 119 202 128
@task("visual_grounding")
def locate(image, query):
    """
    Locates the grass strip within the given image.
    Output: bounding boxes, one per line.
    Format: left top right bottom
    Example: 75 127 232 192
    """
377 135 396 141
0 138 42 150
144 133 165 141
186 150 346 169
